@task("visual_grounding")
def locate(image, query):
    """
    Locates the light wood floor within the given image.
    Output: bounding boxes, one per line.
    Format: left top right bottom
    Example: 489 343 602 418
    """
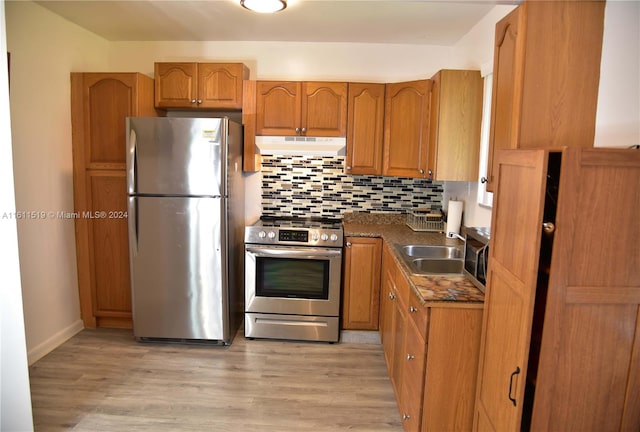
29 328 403 431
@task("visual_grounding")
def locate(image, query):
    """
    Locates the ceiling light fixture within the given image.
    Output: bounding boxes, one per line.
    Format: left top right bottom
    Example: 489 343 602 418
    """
241 0 287 14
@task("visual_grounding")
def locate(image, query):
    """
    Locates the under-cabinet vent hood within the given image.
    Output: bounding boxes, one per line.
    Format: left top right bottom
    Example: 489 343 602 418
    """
255 136 346 156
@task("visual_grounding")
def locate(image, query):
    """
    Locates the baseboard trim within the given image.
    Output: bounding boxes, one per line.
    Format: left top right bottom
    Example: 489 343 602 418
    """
340 330 381 344
27 319 84 365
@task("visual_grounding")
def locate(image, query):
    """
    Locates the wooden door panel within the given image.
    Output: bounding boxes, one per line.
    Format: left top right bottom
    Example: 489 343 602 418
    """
86 75 135 166
342 237 382 330
346 83 385 175
383 80 430 178
256 81 300 135
474 149 547 432
154 63 197 108
88 173 131 316
486 7 524 191
302 82 347 136
198 63 245 109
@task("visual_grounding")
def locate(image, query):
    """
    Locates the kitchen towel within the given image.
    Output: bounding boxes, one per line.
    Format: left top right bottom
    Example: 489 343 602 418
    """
446 199 463 238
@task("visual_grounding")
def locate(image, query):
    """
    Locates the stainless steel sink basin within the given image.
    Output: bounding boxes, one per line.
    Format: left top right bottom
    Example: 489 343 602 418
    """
396 244 464 276
400 245 463 260
410 258 464 275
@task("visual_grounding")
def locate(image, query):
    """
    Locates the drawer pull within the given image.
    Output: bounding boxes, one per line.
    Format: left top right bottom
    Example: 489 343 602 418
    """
409 306 418 313
406 354 415 361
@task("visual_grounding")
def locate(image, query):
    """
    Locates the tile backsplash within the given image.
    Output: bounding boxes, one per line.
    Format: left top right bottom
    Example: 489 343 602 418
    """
261 155 443 219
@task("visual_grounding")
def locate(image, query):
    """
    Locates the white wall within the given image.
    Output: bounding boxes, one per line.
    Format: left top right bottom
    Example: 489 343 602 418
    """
6 0 109 363
1 1 34 429
595 0 640 147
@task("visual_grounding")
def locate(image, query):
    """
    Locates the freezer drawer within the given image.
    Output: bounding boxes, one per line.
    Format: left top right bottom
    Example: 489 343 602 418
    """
128 195 229 341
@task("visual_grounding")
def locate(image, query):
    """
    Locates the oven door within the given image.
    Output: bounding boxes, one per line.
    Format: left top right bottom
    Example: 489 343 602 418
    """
245 244 342 317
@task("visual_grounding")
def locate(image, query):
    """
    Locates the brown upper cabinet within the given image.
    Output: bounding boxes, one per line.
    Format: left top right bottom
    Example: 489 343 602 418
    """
255 81 347 136
345 83 385 175
428 70 483 181
485 1 605 191
382 79 432 178
154 62 249 109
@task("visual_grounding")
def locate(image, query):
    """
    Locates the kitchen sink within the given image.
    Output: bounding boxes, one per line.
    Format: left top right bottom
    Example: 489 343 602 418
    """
410 258 464 275
396 244 464 276
400 245 463 260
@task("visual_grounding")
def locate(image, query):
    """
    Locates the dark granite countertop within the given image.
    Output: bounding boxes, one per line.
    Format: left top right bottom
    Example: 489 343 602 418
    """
343 213 484 308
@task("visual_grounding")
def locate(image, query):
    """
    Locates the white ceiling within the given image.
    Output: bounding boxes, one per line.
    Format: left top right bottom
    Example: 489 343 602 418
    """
32 0 516 45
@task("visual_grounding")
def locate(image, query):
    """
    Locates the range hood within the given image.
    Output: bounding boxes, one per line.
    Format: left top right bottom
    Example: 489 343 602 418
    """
255 135 346 156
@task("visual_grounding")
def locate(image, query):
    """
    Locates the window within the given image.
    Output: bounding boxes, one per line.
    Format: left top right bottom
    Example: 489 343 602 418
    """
477 73 493 208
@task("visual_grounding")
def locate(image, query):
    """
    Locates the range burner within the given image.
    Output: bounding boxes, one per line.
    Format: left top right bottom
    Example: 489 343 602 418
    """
245 216 343 247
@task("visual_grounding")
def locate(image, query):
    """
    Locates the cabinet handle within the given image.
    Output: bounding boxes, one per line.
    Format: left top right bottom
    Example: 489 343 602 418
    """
409 306 418 313
428 169 433 180
346 242 352 247
346 166 352 170
418 169 424 174
295 127 300 134
508 366 521 406
197 99 202 104
481 177 489 184
389 292 396 300
191 99 197 104
301 127 307 134
406 354 415 361
402 413 411 421
543 222 556 234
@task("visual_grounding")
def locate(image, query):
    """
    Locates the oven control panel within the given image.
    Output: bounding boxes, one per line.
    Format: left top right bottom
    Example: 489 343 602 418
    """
279 230 309 243
245 226 343 247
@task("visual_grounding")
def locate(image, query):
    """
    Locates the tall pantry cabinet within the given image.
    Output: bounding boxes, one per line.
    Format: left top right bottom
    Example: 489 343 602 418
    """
474 147 640 431
71 73 156 328
485 1 605 191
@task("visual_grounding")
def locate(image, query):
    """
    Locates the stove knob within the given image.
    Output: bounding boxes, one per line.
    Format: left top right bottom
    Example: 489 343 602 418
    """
311 233 319 241
330 234 338 242
258 231 267 239
267 231 276 239
320 233 329 241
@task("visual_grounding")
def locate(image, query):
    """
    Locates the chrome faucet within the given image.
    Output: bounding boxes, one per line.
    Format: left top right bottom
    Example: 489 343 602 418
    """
447 232 465 241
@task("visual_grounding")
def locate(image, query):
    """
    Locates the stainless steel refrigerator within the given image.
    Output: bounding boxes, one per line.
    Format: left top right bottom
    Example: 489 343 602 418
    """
126 117 244 345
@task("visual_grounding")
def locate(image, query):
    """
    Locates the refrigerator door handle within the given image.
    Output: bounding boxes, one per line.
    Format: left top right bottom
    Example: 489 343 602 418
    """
126 123 137 195
128 197 138 256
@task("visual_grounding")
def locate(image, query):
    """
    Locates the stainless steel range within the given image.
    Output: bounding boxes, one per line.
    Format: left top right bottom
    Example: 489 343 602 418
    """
244 217 343 342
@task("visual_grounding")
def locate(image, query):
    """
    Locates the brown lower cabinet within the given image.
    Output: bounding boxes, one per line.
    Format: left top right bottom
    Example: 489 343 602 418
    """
342 237 382 330
71 72 156 328
474 147 640 431
380 243 483 431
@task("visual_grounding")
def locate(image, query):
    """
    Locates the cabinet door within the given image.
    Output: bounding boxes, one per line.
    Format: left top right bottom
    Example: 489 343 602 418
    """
256 81 301 136
82 74 143 168
87 172 131 327
531 148 640 431
383 80 431 178
197 63 247 109
154 63 198 108
400 317 427 431
342 237 382 330
301 82 347 137
392 290 408 398
346 83 385 175
428 70 483 181
380 245 397 375
474 150 547 431
485 7 525 192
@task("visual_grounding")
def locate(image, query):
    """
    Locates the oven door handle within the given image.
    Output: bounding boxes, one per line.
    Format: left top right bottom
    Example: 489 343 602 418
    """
246 245 342 260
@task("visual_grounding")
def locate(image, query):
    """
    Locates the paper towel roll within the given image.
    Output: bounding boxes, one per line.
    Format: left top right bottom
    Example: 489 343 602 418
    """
446 200 463 238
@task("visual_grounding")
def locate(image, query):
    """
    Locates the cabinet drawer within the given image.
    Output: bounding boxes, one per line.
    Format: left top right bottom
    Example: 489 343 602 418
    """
408 293 429 340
